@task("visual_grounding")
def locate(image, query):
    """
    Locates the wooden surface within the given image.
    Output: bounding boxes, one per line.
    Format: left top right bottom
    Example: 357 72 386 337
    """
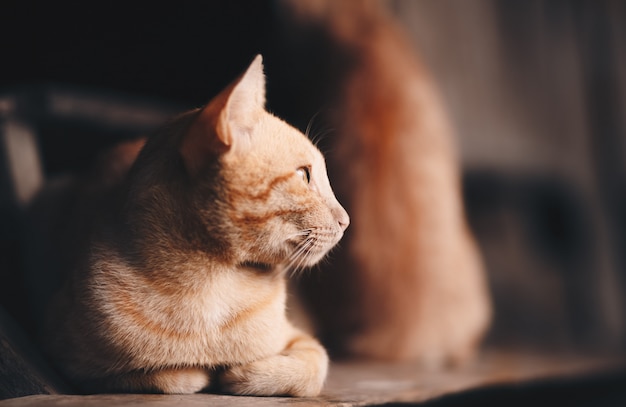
1 349 623 406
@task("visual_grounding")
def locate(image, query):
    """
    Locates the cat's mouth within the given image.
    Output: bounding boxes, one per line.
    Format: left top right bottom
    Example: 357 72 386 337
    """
283 229 342 271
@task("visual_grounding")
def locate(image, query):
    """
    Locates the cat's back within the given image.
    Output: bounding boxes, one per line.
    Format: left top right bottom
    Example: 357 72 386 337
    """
24 138 145 331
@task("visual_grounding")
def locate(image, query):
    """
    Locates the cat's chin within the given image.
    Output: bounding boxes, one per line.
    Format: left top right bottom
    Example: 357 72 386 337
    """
283 231 343 270
302 248 332 268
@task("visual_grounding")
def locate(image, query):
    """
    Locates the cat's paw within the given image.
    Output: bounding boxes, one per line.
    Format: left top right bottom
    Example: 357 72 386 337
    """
220 357 325 397
91 367 211 394
220 337 328 397
152 367 211 394
346 276 491 367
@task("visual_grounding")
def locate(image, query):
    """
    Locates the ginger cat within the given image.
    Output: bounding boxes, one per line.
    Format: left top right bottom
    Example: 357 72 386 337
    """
42 55 348 396
278 0 492 365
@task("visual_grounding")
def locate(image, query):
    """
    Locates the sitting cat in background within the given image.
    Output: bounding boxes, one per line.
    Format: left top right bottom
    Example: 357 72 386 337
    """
276 0 492 365
42 55 348 396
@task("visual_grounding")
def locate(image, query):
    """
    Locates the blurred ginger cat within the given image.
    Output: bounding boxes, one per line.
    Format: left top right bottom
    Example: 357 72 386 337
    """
276 0 492 365
43 55 349 396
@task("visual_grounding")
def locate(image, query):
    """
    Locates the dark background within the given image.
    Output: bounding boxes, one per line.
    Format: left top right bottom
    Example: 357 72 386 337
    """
1 2 273 105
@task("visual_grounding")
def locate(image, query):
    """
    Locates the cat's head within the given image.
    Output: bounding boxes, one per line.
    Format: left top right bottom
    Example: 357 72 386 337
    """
177 55 349 271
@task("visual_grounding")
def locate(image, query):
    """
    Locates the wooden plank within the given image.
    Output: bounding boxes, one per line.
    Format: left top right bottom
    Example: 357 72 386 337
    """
0 350 622 406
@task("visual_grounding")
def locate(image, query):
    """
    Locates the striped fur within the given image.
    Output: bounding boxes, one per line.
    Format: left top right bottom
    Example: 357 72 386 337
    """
44 55 348 396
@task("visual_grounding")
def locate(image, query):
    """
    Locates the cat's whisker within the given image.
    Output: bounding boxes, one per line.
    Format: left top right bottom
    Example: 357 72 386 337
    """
285 237 314 276
286 238 311 268
286 229 312 240
289 252 306 278
289 238 316 278
304 110 325 141
310 128 334 148
304 110 336 148
284 248 303 273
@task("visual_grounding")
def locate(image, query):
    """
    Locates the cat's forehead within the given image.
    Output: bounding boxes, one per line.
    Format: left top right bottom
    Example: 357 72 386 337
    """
257 115 323 163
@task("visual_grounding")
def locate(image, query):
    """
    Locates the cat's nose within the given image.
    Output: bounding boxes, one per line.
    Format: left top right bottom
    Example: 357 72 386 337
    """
333 205 350 231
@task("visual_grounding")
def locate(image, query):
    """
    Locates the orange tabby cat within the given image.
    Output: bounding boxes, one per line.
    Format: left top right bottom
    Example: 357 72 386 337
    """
279 0 492 365
43 55 348 396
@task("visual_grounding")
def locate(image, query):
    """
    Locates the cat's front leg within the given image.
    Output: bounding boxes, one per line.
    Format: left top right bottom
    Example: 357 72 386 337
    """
81 367 212 394
219 330 328 397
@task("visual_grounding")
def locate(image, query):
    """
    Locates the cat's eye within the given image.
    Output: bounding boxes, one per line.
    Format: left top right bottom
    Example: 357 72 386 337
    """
296 166 311 184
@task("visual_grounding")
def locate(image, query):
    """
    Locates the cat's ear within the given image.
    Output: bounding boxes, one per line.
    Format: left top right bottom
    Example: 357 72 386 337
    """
180 55 266 175
219 54 266 146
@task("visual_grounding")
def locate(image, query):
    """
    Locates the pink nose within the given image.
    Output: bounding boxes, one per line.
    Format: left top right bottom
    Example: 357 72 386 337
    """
333 205 350 231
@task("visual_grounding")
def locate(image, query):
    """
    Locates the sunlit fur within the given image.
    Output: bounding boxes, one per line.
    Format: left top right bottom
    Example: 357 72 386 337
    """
43 56 348 396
